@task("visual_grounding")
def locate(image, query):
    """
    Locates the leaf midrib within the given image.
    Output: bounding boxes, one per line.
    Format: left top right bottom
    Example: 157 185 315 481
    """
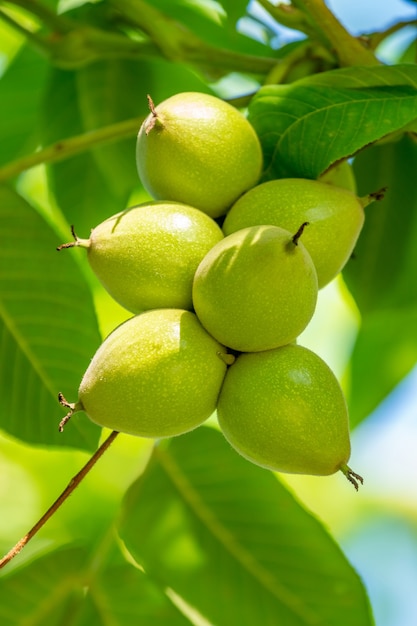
0 299 57 399
156 444 319 625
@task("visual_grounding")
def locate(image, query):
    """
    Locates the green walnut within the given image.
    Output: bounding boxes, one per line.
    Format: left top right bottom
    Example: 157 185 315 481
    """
318 160 357 194
192 224 318 352
217 344 363 489
136 92 263 218
223 177 371 288
57 201 223 313
58 309 232 438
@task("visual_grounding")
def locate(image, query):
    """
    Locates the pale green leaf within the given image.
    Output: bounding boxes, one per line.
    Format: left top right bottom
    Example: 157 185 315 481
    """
0 546 89 626
0 543 192 625
119 427 373 626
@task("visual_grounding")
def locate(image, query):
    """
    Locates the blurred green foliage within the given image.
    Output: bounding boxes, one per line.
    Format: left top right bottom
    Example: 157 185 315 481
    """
0 1 416 624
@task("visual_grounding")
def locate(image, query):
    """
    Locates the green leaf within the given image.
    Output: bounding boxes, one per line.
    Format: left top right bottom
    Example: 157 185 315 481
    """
0 543 192 625
346 308 417 427
248 64 417 180
136 57 214 103
41 68 128 235
75 57 212 199
76 59 145 199
342 134 417 425
78 544 193 626
345 135 417 311
216 0 252 26
41 60 212 234
118 427 374 626
0 44 49 166
0 186 101 450
0 546 89 626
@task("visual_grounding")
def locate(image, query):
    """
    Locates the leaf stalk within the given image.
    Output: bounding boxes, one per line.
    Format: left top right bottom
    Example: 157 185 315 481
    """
0 116 144 182
291 0 380 66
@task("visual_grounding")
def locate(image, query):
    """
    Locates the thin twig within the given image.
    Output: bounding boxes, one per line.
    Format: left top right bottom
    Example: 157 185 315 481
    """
0 430 119 570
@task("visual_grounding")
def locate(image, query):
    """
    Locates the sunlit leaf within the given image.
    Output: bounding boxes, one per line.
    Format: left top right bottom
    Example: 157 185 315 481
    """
0 543 192 625
0 546 89 626
118 427 373 626
0 186 101 450
248 64 417 180
78 545 193 626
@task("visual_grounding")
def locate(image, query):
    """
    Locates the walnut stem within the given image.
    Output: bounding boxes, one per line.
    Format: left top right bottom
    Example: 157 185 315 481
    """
144 94 161 135
292 222 310 246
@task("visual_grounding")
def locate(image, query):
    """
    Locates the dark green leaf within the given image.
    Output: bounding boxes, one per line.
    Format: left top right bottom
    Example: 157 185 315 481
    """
144 58 212 111
118 427 373 626
342 134 417 425
76 57 212 199
345 134 417 312
0 543 192 625
0 186 101 450
0 45 49 166
135 57 213 103
41 68 128 234
76 59 145 199
248 64 417 180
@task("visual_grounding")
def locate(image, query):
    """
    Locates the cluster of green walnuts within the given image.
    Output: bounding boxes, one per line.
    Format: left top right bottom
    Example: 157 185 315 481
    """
58 92 367 489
